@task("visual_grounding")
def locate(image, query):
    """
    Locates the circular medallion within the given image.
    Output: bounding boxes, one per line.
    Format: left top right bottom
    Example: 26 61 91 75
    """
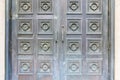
90 43 98 51
22 43 30 51
21 23 30 31
21 3 30 11
70 23 78 31
42 63 49 71
70 3 78 11
69 44 78 51
21 63 30 71
41 23 50 31
90 64 99 71
90 3 99 11
41 3 50 11
41 43 50 51
90 23 99 31
70 64 79 71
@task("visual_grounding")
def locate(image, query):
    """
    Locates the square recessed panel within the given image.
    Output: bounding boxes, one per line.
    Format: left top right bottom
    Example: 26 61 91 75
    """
18 59 33 73
86 0 102 14
18 39 33 55
37 75 53 80
66 75 81 80
86 76 101 80
67 0 82 14
38 0 53 14
17 19 33 34
38 39 53 54
18 0 33 14
86 19 102 34
38 19 53 34
66 39 82 55
67 19 82 34
86 59 102 75
37 60 53 73
66 60 82 75
18 75 34 80
86 38 102 55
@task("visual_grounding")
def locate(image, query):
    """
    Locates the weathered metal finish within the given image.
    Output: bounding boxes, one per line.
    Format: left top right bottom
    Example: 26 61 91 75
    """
5 0 114 80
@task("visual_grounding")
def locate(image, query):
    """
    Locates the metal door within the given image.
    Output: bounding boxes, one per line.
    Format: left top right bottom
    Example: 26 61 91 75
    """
8 0 113 80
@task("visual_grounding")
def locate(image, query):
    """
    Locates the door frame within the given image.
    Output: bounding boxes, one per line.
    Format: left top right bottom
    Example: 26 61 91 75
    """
5 0 115 80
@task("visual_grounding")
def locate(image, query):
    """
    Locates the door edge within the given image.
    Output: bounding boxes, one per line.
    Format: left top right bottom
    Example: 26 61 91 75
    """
108 0 115 80
5 0 12 80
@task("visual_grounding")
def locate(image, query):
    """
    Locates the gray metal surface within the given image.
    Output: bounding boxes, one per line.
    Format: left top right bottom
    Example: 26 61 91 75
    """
5 0 114 80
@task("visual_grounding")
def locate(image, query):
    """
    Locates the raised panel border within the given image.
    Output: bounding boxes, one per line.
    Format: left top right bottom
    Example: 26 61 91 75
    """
65 38 82 55
86 38 102 56
86 18 102 34
86 0 103 14
67 0 82 15
37 0 54 15
17 0 33 14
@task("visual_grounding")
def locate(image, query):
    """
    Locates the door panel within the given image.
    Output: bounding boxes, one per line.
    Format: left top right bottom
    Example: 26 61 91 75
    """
12 0 58 80
11 0 109 80
61 0 108 80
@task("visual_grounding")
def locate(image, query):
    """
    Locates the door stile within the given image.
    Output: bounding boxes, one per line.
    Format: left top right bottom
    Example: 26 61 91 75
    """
59 0 67 80
53 0 61 80
102 0 109 79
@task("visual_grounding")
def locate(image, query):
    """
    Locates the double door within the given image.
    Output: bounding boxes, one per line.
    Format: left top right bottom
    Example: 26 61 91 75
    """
11 0 109 80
